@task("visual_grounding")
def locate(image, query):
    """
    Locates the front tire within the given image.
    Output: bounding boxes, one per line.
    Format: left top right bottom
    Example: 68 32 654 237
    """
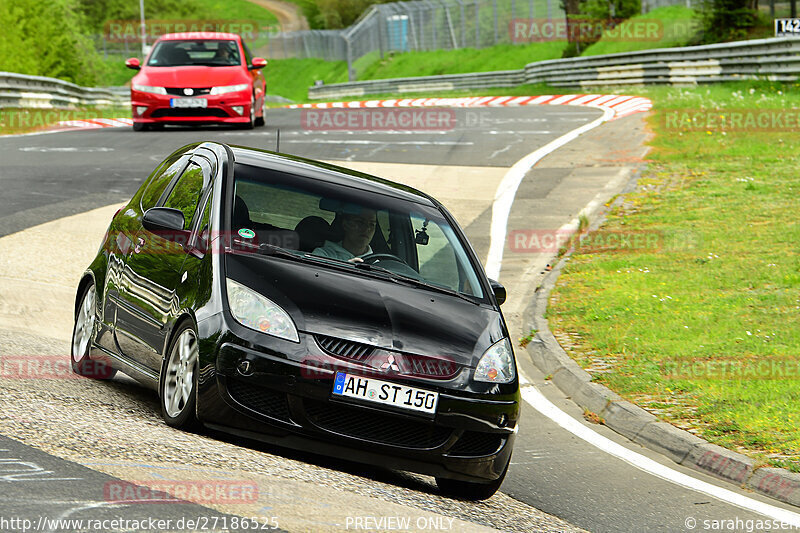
254 96 266 127
160 321 200 430
435 456 510 501
133 122 148 132
239 93 256 130
71 282 116 379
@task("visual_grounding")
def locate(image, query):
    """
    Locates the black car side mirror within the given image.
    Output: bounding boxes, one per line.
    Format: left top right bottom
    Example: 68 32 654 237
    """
488 278 506 305
143 207 186 235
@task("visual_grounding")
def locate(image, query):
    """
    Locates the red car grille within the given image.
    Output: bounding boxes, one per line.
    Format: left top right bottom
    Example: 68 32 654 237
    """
151 109 229 118
165 87 212 96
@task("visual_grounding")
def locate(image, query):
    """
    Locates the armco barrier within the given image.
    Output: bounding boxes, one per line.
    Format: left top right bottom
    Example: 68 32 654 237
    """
309 36 800 99
0 72 123 109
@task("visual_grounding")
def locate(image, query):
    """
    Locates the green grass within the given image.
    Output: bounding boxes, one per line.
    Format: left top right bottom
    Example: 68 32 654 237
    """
264 57 348 103
548 81 800 472
97 56 138 87
0 107 129 135
347 42 568 81
582 5 702 56
191 0 278 28
263 41 567 101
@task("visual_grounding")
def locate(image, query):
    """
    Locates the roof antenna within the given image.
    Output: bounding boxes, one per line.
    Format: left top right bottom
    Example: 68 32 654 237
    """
275 129 280 153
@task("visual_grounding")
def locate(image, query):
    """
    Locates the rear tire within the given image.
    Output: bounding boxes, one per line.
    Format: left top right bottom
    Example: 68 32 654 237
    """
160 321 200 430
71 282 116 379
435 455 510 501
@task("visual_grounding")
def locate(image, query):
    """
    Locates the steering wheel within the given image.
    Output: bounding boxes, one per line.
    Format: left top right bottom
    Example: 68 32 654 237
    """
360 253 406 265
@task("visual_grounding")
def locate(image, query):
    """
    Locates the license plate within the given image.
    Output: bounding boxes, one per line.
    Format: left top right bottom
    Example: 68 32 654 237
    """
332 372 438 415
170 98 207 108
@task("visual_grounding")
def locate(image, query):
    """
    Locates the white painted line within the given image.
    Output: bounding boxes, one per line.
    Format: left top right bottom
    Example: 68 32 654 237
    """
484 106 614 279
284 139 473 146
520 383 800 526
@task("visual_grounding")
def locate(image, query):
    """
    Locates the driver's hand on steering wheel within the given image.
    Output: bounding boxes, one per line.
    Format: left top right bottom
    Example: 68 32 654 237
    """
348 257 364 263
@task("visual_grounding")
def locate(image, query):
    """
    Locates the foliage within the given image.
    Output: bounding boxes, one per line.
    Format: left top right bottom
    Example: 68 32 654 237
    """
582 5 703 56
0 0 100 85
701 0 758 42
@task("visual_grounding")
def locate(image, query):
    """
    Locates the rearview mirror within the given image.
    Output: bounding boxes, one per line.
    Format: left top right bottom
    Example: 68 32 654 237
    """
142 207 185 234
125 58 141 70
488 279 506 306
250 57 267 70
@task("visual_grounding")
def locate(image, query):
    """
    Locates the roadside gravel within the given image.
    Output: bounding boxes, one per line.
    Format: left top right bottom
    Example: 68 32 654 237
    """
0 328 583 532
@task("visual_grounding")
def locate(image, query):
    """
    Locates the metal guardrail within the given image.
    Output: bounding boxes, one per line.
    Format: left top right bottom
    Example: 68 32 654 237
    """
308 37 800 99
0 72 125 109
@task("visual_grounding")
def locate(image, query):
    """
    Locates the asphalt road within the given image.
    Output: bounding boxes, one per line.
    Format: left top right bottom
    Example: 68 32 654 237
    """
0 106 599 237
1 106 797 532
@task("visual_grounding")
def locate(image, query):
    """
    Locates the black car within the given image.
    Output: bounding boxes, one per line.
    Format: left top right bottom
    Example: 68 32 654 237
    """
71 141 520 500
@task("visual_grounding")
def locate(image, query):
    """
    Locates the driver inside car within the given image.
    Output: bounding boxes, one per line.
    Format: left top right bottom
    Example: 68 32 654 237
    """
312 207 377 262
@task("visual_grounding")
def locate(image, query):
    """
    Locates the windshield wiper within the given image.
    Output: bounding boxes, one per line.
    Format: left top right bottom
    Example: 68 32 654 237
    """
247 243 396 276
353 262 481 305
237 242 482 304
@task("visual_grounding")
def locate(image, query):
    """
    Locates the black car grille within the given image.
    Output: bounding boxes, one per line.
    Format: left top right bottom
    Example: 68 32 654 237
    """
315 335 375 362
165 87 212 96
314 335 459 379
448 431 504 457
227 380 291 422
151 109 229 118
305 399 451 449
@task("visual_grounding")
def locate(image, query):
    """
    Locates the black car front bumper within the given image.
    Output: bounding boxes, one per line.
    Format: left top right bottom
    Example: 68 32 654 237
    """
196 320 519 483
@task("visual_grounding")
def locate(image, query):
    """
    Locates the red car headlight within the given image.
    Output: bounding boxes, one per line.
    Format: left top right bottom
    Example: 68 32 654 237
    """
209 84 249 95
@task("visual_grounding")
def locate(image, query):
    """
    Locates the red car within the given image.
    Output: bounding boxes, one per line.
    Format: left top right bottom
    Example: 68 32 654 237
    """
126 32 267 131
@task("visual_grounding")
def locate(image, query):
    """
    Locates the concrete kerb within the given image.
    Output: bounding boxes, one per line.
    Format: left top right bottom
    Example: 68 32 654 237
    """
521 173 800 509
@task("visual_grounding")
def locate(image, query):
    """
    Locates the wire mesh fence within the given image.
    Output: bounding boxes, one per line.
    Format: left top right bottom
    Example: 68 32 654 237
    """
93 0 710 82
263 0 568 79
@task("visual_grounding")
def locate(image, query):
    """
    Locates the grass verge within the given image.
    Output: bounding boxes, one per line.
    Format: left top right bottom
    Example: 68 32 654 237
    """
547 81 800 472
346 42 567 81
581 5 702 56
0 107 129 136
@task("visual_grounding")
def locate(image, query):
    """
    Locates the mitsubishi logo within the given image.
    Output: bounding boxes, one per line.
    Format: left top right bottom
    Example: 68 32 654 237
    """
380 354 400 372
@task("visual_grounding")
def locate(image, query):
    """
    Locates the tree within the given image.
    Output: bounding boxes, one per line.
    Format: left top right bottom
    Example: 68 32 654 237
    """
701 0 757 42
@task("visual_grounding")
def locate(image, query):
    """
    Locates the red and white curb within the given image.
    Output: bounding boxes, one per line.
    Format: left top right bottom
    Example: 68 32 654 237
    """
56 118 133 129
286 94 652 120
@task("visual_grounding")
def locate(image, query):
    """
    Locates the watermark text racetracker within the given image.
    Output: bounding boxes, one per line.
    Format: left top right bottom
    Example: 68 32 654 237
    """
301 108 457 131
104 480 261 504
508 229 701 253
663 108 800 132
509 17 701 42
0 515 278 533
663 358 800 380
1 355 114 380
103 19 263 42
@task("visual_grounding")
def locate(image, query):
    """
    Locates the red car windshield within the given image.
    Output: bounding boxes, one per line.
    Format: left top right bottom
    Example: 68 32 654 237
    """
147 40 241 67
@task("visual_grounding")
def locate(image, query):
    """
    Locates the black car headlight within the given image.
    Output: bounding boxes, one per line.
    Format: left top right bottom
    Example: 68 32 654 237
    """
226 278 299 342
474 338 516 383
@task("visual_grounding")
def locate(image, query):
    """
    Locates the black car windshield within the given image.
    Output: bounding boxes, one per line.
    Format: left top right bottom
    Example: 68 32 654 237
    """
229 163 485 299
147 40 241 67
